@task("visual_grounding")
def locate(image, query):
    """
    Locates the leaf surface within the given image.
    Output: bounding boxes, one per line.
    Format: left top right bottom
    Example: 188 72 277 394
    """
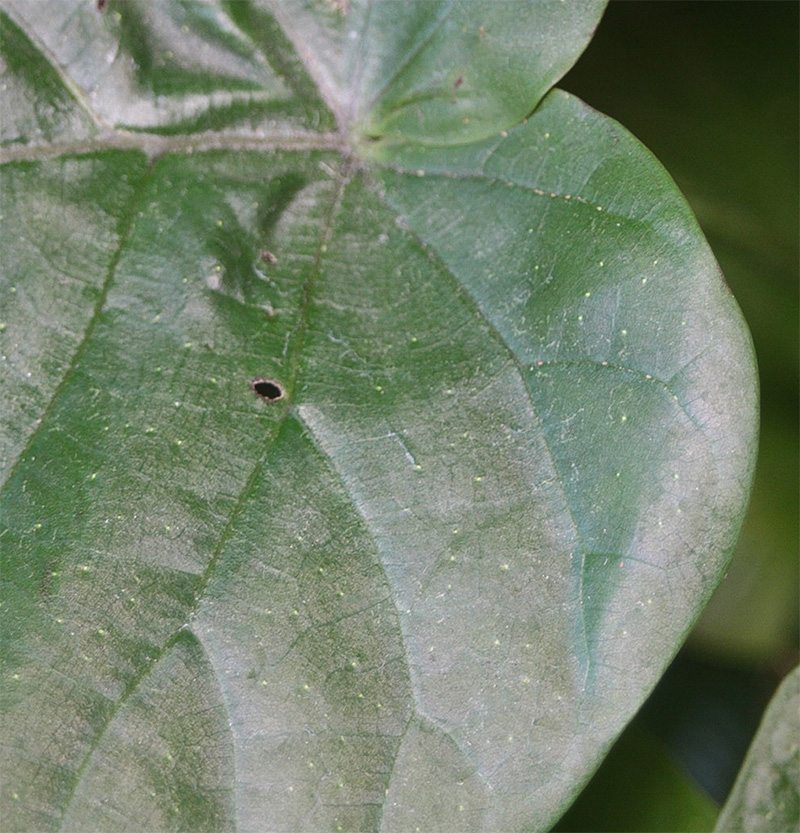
0 2 757 831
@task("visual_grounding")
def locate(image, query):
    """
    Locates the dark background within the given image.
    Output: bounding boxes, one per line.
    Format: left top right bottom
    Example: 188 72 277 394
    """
554 2 799 830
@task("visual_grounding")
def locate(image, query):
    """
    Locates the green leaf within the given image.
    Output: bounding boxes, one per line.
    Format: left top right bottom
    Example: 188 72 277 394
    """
0 2 757 831
560 0 798 668
714 666 800 833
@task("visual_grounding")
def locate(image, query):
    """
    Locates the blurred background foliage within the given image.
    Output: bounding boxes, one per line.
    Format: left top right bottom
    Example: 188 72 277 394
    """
555 2 799 830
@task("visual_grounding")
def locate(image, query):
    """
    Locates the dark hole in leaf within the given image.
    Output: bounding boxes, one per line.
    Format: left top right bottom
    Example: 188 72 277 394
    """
251 378 285 402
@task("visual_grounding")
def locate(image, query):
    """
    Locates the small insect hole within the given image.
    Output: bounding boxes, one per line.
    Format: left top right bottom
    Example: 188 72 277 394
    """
251 378 285 402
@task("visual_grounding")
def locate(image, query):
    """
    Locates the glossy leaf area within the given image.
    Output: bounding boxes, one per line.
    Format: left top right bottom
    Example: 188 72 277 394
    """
0 2 757 832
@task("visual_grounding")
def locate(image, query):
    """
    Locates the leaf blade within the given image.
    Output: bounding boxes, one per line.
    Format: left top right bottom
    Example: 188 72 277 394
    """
0 3 758 832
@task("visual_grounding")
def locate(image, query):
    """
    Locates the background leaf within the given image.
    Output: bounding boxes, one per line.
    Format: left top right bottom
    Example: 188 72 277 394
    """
1 2 757 831
714 666 800 833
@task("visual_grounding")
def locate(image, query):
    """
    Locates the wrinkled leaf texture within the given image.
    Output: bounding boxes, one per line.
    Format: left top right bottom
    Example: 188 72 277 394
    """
0 2 757 832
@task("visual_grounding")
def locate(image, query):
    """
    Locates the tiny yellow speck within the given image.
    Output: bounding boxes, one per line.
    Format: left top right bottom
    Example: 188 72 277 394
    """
357 692 364 699
449 555 456 562
474 475 483 482
494 639 501 646
642 278 648 285
261 680 268 686
621 415 628 423
12 673 20 680
584 291 591 297
302 684 310 691
90 472 97 480
599 260 604 267
501 563 509 571
414 464 423 471
375 385 382 391
216 219 223 227
175 439 183 446
146 426 155 433
577 315 584 322
621 329 628 335
320 244 327 252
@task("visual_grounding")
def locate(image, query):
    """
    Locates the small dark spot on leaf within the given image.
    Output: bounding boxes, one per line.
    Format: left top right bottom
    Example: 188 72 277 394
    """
454 76 463 89
251 378 285 402
97 0 108 10
260 250 278 264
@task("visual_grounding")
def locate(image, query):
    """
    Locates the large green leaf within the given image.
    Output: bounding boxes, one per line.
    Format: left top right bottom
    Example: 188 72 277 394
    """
0 2 757 831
